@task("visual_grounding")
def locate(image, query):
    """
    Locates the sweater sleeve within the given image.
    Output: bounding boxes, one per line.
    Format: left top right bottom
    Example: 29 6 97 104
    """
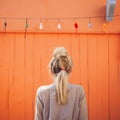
34 88 43 120
79 87 88 120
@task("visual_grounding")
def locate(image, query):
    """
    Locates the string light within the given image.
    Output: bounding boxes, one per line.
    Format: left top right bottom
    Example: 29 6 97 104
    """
57 23 61 29
88 17 92 29
4 18 7 32
88 23 92 29
73 17 79 33
39 22 43 30
4 21 7 27
74 22 78 29
25 19 28 29
24 19 28 39
102 22 107 28
57 19 61 30
0 15 120 32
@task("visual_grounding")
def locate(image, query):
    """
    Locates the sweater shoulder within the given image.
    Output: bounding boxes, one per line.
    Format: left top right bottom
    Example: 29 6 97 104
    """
68 84 85 98
36 84 55 96
69 84 84 90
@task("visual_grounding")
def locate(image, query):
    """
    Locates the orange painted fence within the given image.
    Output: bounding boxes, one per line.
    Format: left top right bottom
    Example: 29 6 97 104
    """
0 33 120 120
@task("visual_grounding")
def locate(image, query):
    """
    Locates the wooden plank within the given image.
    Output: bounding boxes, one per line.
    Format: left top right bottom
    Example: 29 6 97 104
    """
70 34 81 84
25 34 34 120
0 33 9 120
109 35 120 120
79 34 89 109
0 34 4 119
96 35 109 120
79 35 88 96
88 35 98 120
9 34 25 120
8 34 15 120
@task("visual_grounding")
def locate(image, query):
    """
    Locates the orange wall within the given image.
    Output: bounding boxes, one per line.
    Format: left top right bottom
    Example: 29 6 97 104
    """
0 0 120 120
0 33 120 120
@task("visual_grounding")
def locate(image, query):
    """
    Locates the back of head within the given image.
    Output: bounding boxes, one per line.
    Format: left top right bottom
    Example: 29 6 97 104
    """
49 47 72 104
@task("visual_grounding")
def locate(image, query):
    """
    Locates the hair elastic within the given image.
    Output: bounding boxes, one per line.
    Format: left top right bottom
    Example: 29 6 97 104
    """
61 67 65 70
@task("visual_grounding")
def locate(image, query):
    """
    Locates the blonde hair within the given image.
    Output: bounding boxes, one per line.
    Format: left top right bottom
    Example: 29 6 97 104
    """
49 47 72 104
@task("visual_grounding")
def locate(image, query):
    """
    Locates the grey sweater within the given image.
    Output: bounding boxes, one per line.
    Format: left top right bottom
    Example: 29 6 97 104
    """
35 83 88 120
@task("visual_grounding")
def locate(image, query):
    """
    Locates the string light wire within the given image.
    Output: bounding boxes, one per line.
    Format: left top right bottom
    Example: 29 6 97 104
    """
0 14 120 20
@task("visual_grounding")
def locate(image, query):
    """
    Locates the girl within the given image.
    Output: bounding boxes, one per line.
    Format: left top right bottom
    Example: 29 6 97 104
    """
35 47 88 120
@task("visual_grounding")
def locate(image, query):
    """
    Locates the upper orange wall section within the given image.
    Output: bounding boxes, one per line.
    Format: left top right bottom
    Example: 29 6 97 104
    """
0 0 118 18
0 0 120 33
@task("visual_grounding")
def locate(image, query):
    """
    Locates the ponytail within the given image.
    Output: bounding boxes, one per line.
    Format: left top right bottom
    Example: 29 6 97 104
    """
55 70 68 104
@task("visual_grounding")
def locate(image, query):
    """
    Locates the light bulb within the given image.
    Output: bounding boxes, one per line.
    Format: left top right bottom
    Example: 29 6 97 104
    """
102 22 107 28
88 22 92 29
39 22 43 30
74 22 78 29
57 23 61 29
